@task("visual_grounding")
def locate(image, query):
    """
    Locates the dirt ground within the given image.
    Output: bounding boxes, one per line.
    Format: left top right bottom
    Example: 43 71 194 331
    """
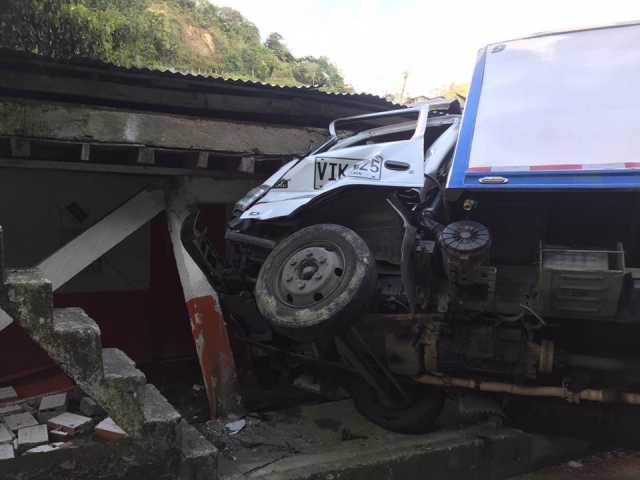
513 451 640 480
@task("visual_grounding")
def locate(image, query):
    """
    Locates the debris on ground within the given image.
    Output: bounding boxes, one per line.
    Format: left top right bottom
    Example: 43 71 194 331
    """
512 449 640 479
48 412 92 436
0 387 130 462
0 387 18 403
17 424 48 451
37 393 68 423
0 443 14 460
4 412 38 431
95 417 127 441
225 419 247 435
79 396 104 417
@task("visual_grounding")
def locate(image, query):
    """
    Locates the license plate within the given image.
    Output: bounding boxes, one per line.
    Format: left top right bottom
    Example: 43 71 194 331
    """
314 156 382 189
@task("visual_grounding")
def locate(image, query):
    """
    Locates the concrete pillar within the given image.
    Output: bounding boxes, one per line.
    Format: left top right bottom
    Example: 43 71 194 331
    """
166 186 243 419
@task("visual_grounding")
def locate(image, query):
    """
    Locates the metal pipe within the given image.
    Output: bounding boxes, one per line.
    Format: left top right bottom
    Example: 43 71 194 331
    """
225 230 276 250
415 373 640 405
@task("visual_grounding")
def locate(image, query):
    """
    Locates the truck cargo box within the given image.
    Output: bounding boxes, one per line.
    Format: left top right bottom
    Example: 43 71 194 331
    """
447 22 640 191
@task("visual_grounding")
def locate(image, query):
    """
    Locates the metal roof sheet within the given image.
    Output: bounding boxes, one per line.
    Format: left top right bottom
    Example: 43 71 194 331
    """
0 48 397 108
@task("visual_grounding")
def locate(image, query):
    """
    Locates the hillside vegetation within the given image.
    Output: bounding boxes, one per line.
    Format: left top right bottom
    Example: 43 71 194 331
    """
0 0 350 92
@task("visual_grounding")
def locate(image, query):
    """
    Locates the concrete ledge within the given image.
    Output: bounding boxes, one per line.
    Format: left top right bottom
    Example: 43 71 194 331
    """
80 349 147 437
231 426 588 480
212 401 590 480
1 269 52 333
0 437 180 480
50 308 103 385
142 384 182 446
178 420 218 480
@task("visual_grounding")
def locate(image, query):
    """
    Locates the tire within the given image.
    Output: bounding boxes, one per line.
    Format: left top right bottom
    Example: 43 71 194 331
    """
349 377 445 434
256 224 377 341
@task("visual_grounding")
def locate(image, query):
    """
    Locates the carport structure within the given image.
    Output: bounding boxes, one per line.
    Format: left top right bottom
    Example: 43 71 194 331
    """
0 49 396 476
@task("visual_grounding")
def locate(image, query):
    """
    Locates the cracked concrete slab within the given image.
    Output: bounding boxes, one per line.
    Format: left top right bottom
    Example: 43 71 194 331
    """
200 400 590 480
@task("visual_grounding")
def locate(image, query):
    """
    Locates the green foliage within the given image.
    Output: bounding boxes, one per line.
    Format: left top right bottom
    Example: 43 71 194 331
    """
0 0 349 91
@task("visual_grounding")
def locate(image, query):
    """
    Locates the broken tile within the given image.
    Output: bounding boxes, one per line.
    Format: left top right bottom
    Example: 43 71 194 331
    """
225 418 246 435
48 412 92 435
37 393 68 423
0 308 13 334
95 417 127 442
39 393 67 413
0 443 14 460
4 412 37 432
25 442 66 455
17 424 48 450
79 396 103 417
0 423 13 444
0 404 22 416
0 387 17 403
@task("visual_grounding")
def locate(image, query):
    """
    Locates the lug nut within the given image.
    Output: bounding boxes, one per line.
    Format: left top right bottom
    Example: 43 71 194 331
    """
315 275 323 280
298 282 306 290
319 258 327 264
306 251 313 258
290 260 297 266
286 276 293 282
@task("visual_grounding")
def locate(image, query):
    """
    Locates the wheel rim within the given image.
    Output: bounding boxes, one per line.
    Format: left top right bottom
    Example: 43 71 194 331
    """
277 244 346 308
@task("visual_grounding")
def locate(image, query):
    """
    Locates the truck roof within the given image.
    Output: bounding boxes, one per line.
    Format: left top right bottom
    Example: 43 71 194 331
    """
447 22 640 191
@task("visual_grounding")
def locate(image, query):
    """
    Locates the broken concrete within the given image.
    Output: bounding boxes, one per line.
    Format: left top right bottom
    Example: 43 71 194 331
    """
17 424 48 451
0 387 17 403
0 423 14 444
0 444 14 460
24 442 67 455
4 412 37 432
0 405 22 416
48 412 92 436
95 417 127 442
0 307 12 333
38 393 68 423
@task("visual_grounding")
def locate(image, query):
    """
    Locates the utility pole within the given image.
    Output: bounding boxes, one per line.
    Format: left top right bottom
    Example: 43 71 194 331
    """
399 71 409 104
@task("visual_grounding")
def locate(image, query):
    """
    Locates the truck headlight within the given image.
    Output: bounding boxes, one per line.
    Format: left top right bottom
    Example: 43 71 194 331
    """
233 185 270 216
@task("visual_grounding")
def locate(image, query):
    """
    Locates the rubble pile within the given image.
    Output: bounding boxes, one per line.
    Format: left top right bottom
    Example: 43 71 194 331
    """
0 386 127 461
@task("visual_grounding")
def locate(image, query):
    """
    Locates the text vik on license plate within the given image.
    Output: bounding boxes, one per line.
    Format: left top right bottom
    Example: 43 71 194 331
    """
314 156 382 189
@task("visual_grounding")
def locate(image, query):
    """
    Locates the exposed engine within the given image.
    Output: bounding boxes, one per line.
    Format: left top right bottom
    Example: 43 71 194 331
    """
368 188 640 396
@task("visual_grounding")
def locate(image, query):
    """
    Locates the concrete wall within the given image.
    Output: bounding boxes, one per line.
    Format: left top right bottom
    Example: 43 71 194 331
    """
0 168 161 293
0 168 250 379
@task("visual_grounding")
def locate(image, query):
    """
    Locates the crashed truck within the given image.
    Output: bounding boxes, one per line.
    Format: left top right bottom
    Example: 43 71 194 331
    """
187 22 640 433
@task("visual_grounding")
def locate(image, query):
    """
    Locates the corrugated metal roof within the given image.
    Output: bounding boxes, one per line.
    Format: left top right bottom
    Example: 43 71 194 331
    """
0 48 397 108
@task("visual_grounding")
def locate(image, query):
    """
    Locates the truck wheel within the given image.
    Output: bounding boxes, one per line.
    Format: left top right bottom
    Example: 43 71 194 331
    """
256 224 376 341
350 377 444 434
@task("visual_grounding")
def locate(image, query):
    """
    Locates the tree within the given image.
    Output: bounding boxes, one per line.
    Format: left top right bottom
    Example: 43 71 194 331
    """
265 32 293 62
0 0 350 92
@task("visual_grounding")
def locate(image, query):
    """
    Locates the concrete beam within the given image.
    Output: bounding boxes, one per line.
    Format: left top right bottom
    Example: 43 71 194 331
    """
0 157 256 178
37 189 166 291
0 98 327 156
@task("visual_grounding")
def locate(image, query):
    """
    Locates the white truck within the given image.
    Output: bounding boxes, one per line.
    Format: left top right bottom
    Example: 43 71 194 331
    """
195 22 640 433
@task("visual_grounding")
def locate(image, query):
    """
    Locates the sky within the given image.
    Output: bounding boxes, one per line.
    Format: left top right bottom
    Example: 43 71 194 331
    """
212 0 640 97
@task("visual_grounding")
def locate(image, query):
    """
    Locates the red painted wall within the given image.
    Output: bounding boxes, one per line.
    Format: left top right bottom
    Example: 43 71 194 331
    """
0 205 228 385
